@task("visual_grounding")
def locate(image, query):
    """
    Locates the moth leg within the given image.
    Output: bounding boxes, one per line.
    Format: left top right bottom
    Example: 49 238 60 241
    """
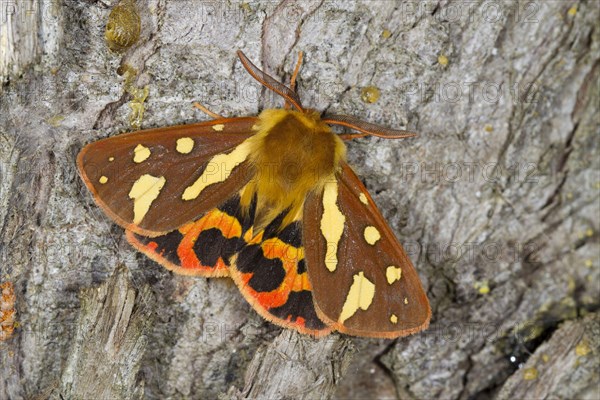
289 51 303 92
193 101 225 119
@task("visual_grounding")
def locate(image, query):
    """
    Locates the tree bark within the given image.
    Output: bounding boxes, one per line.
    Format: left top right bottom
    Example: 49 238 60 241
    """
1 1 598 399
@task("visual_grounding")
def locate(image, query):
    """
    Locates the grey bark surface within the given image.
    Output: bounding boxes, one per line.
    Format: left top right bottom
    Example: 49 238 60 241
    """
1 1 598 399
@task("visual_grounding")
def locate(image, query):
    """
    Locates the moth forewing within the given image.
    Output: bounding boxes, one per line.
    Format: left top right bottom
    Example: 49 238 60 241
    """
303 163 430 338
77 118 257 236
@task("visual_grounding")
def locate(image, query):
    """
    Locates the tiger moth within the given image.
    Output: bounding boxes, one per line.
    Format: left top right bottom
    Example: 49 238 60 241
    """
77 50 431 338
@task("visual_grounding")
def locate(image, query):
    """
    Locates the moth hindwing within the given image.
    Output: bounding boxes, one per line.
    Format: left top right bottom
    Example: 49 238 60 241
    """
77 50 430 338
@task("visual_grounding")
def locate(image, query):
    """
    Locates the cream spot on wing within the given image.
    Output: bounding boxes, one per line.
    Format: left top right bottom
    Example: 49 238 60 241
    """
364 226 381 245
359 193 368 205
99 176 108 184
108 156 115 162
176 137 194 154
390 314 398 324
129 174 166 224
212 124 225 131
386 266 402 284
338 271 375 324
320 179 345 272
182 140 251 201
404 297 409 305
133 144 151 163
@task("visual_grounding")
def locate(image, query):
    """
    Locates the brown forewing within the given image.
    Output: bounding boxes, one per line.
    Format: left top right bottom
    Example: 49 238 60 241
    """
303 162 430 338
77 117 257 236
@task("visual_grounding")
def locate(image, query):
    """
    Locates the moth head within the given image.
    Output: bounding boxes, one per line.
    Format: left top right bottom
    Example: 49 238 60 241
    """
302 108 322 121
237 50 419 140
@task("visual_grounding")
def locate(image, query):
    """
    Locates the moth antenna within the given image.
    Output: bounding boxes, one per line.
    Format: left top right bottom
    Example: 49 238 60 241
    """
322 114 418 140
237 50 304 112
285 51 304 110
193 102 225 119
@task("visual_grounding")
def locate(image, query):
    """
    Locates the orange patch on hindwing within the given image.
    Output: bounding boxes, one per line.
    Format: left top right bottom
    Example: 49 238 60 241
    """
229 219 331 335
239 237 309 308
125 194 252 277
177 209 242 270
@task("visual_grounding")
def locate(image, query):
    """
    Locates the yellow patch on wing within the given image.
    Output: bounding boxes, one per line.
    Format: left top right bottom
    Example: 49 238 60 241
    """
404 297 409 305
129 174 166 224
176 137 194 154
133 144 151 163
364 226 381 245
108 156 115 162
212 124 225 131
320 179 345 272
262 238 305 264
385 266 402 284
182 140 251 201
390 314 398 324
99 176 108 184
359 192 368 205
338 271 375 324
243 228 264 245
